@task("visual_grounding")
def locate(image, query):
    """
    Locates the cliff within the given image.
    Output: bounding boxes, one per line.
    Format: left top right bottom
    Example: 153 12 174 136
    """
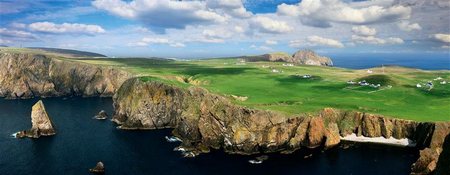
243 50 333 66
113 78 449 174
292 50 333 66
0 53 131 99
17 100 56 138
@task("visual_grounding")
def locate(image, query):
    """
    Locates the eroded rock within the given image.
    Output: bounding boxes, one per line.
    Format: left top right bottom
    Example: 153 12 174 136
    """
17 100 56 138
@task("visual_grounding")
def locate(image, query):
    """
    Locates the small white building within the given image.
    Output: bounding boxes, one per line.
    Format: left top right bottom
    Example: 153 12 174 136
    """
434 77 443 81
302 75 312 79
282 63 294 67
440 81 447 84
272 69 280 73
416 84 422 88
367 70 373 74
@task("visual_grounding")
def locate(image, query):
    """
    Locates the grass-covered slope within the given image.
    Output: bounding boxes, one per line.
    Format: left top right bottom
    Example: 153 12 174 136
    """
2 47 448 121
74 56 450 122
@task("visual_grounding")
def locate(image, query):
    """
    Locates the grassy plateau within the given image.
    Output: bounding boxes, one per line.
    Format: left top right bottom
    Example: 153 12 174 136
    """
2 47 449 122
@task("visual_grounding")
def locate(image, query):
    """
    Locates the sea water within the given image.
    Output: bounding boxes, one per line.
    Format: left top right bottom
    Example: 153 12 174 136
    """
0 97 419 175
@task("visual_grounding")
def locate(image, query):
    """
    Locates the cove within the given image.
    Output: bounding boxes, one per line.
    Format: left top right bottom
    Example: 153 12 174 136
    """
0 97 419 175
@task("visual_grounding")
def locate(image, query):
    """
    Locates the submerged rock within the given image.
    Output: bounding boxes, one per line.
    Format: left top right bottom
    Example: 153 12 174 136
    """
94 110 108 120
17 100 56 138
89 161 105 174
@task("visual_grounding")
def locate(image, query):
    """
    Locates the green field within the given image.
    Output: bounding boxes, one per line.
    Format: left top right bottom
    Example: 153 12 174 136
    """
2 47 449 121
72 56 450 122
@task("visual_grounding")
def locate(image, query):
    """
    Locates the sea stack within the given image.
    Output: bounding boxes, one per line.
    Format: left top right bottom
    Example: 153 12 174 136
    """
89 161 105 174
17 100 56 138
94 110 108 120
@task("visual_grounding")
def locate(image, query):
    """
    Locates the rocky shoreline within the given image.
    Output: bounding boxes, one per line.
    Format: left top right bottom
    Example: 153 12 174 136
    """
0 53 131 99
1 52 448 174
112 78 450 174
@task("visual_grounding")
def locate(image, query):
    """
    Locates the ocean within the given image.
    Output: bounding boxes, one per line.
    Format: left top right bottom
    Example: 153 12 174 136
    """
0 97 419 175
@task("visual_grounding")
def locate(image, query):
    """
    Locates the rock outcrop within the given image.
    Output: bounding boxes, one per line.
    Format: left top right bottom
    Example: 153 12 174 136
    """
17 100 56 138
94 110 108 120
89 161 105 174
292 50 333 66
112 78 449 170
242 50 333 66
0 53 131 99
434 134 450 175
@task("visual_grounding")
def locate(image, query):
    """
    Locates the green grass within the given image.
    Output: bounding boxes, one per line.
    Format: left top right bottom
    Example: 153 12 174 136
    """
3 48 450 122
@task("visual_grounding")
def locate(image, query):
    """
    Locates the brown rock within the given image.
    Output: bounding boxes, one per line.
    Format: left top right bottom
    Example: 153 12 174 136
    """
17 100 56 138
89 161 105 174
325 123 341 149
307 116 325 148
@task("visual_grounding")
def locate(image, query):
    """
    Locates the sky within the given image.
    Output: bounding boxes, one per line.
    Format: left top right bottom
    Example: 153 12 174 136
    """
0 0 449 58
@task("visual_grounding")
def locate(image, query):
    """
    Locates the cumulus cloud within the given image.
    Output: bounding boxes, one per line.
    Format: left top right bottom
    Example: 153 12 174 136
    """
0 28 37 42
277 0 411 27
432 33 450 43
265 40 278 45
352 35 404 45
307 35 344 48
129 37 185 47
397 21 422 31
289 40 303 48
250 16 293 34
206 0 252 18
29 22 105 35
250 44 272 51
92 0 227 33
352 26 377 36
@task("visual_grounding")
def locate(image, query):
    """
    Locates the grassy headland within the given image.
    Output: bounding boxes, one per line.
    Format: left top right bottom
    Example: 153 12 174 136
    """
2 47 449 121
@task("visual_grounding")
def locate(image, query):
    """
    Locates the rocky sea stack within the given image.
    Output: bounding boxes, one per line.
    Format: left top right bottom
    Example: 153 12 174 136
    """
17 100 56 138
243 49 333 66
94 110 108 120
89 161 105 174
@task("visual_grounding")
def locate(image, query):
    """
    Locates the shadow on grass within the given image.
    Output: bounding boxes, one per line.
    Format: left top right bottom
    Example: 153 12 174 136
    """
403 84 450 98
83 58 254 76
275 75 323 84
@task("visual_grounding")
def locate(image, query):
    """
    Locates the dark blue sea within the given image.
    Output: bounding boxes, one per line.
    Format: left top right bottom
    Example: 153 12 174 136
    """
330 53 450 70
0 97 419 175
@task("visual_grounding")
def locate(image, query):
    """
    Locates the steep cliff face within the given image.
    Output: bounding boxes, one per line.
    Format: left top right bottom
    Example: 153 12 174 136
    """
113 78 445 155
292 50 333 66
17 100 56 138
0 53 131 99
242 50 333 66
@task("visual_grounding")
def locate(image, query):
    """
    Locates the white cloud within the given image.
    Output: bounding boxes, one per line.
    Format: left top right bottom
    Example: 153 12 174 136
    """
250 16 293 34
206 0 252 18
397 21 422 32
265 40 278 45
92 0 227 33
433 33 450 43
352 26 377 36
289 40 303 48
250 44 272 51
352 35 404 45
307 35 344 48
129 37 185 47
277 0 411 27
29 22 105 35
0 28 36 39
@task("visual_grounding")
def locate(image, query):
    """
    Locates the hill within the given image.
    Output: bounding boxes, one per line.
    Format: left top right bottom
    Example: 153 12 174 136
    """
27 47 106 57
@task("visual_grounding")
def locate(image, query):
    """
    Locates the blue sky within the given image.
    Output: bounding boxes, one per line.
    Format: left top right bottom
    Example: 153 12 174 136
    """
0 0 449 58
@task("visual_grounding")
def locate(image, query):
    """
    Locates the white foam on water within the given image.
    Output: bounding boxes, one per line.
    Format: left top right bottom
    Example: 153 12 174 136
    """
340 133 416 147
